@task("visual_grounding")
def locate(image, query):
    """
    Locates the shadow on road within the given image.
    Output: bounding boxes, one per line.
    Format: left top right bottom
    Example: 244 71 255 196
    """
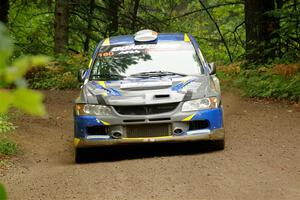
76 141 222 164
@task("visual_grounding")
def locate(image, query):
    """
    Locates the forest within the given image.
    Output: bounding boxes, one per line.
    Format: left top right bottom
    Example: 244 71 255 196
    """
0 0 298 96
0 1 300 199
0 0 299 141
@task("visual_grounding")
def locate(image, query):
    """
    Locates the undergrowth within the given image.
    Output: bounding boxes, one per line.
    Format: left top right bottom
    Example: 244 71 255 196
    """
217 63 300 102
0 139 19 156
26 53 89 89
0 114 18 156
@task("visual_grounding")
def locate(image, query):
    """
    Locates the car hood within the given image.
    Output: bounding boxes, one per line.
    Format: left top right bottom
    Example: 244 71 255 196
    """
77 75 218 106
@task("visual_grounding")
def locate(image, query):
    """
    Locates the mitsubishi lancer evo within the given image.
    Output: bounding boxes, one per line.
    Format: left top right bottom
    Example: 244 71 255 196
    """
73 30 225 162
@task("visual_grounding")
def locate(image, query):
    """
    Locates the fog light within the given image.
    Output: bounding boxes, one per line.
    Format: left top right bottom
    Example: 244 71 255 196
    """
173 128 184 136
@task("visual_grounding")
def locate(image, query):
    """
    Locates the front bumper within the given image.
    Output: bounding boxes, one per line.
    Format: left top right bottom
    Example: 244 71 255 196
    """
73 107 224 148
74 128 224 148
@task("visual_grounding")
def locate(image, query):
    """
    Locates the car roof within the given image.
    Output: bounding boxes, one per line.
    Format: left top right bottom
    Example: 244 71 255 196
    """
102 33 190 46
91 32 200 66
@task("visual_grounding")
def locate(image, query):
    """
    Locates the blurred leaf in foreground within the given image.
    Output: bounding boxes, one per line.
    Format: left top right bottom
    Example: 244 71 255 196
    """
0 23 48 116
0 183 7 200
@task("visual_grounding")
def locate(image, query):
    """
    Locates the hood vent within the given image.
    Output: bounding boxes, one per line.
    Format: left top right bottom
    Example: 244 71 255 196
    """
154 94 170 99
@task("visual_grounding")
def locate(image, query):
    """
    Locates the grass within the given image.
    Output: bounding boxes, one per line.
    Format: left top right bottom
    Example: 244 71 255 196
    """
0 139 19 156
0 183 7 200
217 63 300 102
0 114 15 133
0 114 19 156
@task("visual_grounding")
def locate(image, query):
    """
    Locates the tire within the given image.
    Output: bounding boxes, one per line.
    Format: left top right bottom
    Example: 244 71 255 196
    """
75 148 86 163
214 139 225 150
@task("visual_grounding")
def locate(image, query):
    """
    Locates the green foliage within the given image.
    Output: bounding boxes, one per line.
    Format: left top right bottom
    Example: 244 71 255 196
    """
0 114 19 157
233 71 300 101
6 0 300 65
0 114 15 133
26 54 89 89
9 2 54 56
3 1 299 94
8 0 246 64
0 23 48 116
218 64 300 101
267 2 300 63
0 183 7 200
0 139 19 156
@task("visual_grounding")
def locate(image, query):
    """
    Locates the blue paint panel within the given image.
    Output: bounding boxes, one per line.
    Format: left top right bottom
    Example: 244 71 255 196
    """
106 33 185 46
74 116 104 138
192 108 223 130
83 68 91 80
189 35 199 50
109 35 135 46
171 79 196 91
91 81 104 90
157 33 184 41
171 82 186 91
91 81 122 96
109 88 121 96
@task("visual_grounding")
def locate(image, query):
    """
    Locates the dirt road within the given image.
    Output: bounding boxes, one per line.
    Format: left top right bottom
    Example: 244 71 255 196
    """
1 90 300 200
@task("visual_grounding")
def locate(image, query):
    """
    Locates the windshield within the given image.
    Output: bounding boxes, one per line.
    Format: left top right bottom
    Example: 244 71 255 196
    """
90 41 203 80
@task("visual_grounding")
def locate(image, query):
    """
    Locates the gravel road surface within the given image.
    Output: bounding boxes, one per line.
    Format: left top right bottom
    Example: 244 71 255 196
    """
1 90 299 200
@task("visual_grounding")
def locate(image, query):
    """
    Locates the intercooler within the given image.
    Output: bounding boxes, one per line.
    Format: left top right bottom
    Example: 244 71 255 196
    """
125 123 171 138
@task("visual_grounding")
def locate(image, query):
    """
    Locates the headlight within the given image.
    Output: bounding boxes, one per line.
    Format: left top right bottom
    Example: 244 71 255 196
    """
182 97 218 112
75 104 112 115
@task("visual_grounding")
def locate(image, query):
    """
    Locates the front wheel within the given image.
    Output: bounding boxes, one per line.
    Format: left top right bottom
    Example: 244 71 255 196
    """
213 139 225 150
75 148 86 163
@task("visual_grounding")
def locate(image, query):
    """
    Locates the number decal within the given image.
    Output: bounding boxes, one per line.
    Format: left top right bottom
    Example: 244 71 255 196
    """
98 52 114 57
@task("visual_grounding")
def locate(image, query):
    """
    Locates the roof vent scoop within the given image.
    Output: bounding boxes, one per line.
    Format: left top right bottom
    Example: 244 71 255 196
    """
134 30 158 42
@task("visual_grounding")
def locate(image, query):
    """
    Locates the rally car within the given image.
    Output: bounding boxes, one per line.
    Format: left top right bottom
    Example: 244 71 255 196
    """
74 30 225 163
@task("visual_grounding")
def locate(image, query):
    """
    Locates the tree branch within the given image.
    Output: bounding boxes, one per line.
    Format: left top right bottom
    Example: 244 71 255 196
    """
171 1 244 20
198 0 233 63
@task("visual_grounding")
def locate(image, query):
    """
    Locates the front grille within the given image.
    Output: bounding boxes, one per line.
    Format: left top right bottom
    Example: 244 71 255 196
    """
114 103 179 115
126 124 171 138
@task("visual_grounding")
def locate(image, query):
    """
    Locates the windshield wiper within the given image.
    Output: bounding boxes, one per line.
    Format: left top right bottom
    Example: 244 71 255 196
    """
130 71 186 78
91 74 126 80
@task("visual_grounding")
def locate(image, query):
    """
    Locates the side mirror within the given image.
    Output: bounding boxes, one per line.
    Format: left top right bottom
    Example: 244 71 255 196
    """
208 62 216 75
77 69 86 83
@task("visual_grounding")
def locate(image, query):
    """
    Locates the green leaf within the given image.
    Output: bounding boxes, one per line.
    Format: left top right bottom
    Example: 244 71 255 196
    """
0 91 13 114
0 24 13 70
6 56 49 83
0 183 7 200
12 89 46 116
30 55 50 66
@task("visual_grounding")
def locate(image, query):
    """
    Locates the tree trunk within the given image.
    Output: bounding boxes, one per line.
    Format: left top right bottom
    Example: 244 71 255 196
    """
131 0 140 32
0 0 9 23
245 0 278 62
84 0 95 52
105 0 119 35
54 0 69 54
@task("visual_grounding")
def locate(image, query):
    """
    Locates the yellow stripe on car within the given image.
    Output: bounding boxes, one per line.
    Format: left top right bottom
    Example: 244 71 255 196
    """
98 81 109 96
74 138 80 147
100 120 110 125
184 33 190 42
182 114 195 121
98 81 107 88
102 38 110 46
88 59 93 68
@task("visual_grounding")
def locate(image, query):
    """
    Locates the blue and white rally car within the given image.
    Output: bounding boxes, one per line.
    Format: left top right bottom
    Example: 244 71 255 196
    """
74 30 224 162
